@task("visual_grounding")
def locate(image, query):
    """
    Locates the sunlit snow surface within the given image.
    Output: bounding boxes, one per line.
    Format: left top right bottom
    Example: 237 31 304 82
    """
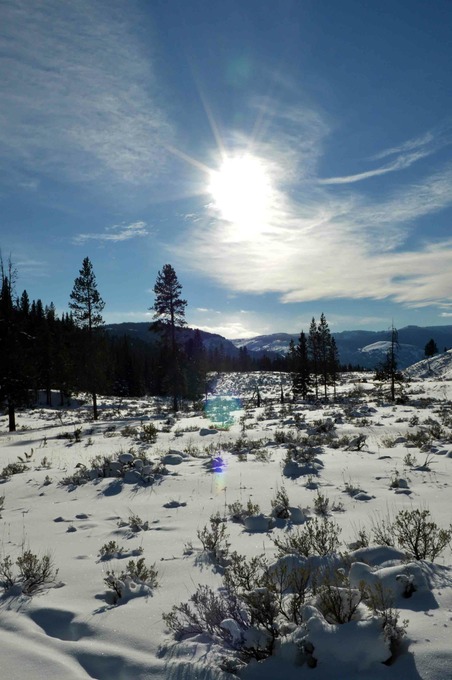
0 366 452 679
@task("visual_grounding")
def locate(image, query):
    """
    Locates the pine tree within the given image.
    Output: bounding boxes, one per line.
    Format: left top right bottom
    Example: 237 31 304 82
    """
150 264 187 411
375 324 403 402
328 336 340 398
185 329 206 402
69 257 105 419
317 313 332 399
291 331 311 400
0 257 31 431
308 317 320 399
424 338 438 358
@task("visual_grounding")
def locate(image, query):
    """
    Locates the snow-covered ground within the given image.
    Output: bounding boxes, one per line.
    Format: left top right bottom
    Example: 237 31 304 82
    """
1 371 452 679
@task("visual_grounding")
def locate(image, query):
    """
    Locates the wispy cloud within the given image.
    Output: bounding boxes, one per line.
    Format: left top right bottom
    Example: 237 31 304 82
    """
319 131 444 185
0 0 173 188
173 105 452 311
73 221 149 245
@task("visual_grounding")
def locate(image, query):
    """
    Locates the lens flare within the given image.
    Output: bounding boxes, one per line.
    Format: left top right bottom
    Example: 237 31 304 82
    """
204 396 242 429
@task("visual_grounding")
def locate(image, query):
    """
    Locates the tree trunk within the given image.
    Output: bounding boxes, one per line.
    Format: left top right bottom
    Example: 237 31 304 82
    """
8 402 16 432
92 392 98 420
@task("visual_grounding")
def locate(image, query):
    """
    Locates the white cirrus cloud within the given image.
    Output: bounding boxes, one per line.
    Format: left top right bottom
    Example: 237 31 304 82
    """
319 129 447 185
0 0 173 187
73 221 149 245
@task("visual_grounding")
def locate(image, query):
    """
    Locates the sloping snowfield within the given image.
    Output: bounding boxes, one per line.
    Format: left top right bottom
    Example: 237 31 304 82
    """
1 371 452 679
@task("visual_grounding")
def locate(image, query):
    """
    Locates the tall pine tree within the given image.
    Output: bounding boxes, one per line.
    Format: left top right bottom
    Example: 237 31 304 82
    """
0 257 30 431
69 257 105 419
150 264 187 411
291 331 311 400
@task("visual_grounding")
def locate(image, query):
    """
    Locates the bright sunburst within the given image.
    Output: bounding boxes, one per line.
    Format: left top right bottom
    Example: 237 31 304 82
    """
208 154 273 236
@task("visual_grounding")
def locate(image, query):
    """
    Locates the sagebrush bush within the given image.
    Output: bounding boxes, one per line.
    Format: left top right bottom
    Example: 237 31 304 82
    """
315 571 364 624
313 491 330 516
228 499 260 523
372 508 452 561
104 558 158 602
164 547 406 667
0 549 58 595
1 461 29 479
164 551 312 661
363 581 408 656
99 541 124 560
139 423 158 443
270 487 290 519
197 513 230 562
273 517 341 558
393 508 452 561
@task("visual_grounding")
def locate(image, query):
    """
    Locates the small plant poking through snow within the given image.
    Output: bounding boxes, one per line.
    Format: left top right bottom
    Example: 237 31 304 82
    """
99 541 125 560
313 490 330 516
270 487 290 519
197 512 230 562
117 514 149 533
104 558 159 604
228 499 261 523
1 460 29 479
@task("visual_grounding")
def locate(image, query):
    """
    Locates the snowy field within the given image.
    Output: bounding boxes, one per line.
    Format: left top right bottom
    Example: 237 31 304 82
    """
1 368 452 679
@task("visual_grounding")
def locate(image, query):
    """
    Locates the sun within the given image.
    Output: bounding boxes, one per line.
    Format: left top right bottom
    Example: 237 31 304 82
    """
207 154 273 235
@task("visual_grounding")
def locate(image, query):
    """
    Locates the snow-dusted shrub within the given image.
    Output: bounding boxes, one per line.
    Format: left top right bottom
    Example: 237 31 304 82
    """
0 549 58 595
228 498 260 523
98 541 124 560
104 557 158 603
57 427 82 442
164 548 405 670
393 508 452 561
164 551 313 661
1 461 29 479
405 429 432 450
120 424 138 437
313 491 330 516
361 581 408 656
273 517 341 558
118 513 149 533
139 422 158 443
315 571 365 624
197 512 230 562
372 508 452 561
271 487 291 519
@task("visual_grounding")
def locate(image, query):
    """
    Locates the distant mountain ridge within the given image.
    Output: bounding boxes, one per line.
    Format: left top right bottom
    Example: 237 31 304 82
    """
104 322 452 370
104 323 244 358
232 325 452 369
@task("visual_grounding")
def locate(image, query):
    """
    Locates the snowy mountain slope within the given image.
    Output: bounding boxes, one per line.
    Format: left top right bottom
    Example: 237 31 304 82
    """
404 349 452 380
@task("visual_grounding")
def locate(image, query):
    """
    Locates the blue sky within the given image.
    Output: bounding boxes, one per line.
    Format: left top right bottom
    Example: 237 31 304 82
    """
1 0 452 339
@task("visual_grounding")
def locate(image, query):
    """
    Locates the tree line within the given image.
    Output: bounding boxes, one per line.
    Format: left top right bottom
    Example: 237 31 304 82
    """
0 256 300 429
